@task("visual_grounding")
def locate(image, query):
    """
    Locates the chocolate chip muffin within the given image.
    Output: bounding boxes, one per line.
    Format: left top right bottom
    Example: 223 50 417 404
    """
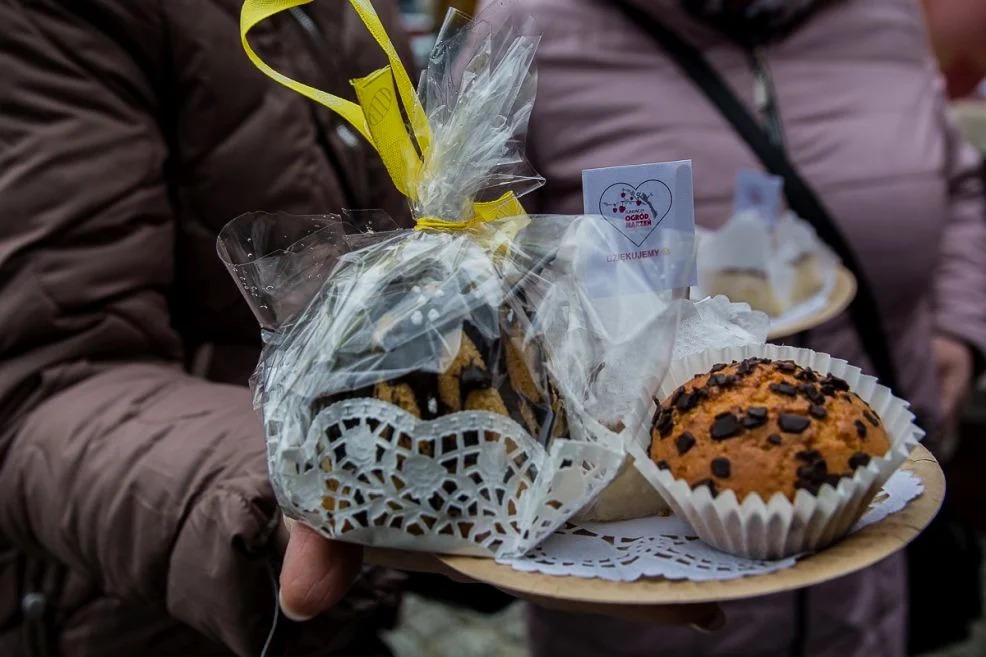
649 358 890 501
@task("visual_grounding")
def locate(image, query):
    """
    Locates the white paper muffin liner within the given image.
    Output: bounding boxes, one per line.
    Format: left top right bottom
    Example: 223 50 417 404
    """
626 343 923 560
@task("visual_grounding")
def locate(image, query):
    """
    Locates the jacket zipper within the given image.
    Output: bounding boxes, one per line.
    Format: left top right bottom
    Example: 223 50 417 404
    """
21 593 50 657
750 46 785 148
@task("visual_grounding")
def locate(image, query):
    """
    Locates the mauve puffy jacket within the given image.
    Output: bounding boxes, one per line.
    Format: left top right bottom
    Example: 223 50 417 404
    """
0 1 412 656
484 0 986 655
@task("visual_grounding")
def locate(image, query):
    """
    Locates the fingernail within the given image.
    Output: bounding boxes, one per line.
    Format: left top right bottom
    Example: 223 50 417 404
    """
278 591 314 623
689 607 726 633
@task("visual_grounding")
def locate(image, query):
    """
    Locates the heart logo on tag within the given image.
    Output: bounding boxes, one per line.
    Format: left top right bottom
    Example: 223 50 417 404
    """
598 179 673 247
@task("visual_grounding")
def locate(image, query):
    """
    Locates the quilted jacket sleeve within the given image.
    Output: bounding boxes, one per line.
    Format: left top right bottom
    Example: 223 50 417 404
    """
0 2 395 655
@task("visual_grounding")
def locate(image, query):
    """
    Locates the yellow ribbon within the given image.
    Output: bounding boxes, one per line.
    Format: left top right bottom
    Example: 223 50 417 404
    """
240 0 527 231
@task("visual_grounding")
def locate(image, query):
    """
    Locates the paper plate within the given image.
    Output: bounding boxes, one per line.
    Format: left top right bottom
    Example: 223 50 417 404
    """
367 445 942 606
767 266 856 340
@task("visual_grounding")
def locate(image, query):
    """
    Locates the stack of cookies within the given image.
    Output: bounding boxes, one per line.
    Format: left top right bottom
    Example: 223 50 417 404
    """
311 257 567 445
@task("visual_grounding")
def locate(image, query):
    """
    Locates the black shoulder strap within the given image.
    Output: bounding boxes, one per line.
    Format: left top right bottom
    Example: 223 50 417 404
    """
616 3 899 390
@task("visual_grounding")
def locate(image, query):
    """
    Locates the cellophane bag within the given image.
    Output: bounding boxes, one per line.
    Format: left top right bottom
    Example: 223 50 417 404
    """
220 1 694 558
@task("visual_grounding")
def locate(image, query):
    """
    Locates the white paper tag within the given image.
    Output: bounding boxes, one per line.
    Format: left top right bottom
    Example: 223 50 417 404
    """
733 169 784 227
581 160 697 298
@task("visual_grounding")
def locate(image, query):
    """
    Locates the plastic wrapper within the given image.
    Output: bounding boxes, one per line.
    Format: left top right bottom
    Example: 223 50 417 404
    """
696 210 838 318
577 296 768 522
225 1 695 558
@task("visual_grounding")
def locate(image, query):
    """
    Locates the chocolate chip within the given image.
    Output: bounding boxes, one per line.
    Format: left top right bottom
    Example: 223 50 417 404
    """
711 413 743 440
715 411 733 420
795 480 821 495
657 459 671 471
825 474 844 488
710 363 727 373
711 457 731 478
676 391 699 413
770 382 798 397
743 407 768 428
809 404 828 419
810 459 828 482
823 374 850 391
800 383 825 405
854 419 868 438
668 386 685 406
711 373 737 388
796 449 821 462
796 368 818 382
776 360 797 373
863 410 880 427
657 416 674 438
779 414 811 434
743 415 767 429
692 478 719 496
797 459 827 480
460 365 493 391
849 452 871 470
737 359 758 376
821 384 837 397
676 432 696 455
767 434 783 445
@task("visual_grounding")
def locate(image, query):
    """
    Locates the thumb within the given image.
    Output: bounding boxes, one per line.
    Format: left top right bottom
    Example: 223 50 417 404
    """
279 522 363 622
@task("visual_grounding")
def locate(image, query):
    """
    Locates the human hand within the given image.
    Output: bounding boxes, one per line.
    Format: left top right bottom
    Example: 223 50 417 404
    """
933 334 974 436
277 518 363 621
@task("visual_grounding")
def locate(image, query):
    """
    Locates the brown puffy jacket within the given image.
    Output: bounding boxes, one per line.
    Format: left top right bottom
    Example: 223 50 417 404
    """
0 1 413 655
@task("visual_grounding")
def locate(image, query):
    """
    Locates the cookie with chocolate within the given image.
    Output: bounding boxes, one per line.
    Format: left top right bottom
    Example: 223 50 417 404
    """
312 259 566 447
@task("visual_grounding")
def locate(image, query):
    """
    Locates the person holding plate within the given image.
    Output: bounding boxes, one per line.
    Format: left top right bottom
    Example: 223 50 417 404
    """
0 1 414 655
483 0 986 655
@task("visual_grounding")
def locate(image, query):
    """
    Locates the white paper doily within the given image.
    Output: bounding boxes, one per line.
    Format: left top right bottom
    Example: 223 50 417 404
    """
498 469 923 581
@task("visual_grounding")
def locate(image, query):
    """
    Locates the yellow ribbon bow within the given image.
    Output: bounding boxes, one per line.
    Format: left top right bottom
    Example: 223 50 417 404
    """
240 0 528 232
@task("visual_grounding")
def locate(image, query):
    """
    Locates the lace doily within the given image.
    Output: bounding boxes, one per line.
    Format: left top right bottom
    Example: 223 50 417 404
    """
268 398 625 558
498 469 923 581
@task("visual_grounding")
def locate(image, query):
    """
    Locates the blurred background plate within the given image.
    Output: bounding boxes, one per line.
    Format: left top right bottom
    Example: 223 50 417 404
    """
767 265 856 340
